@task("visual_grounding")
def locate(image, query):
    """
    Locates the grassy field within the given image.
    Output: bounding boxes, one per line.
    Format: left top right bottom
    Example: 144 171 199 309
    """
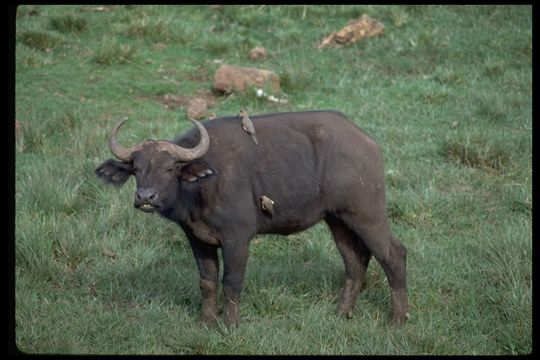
14 5 532 355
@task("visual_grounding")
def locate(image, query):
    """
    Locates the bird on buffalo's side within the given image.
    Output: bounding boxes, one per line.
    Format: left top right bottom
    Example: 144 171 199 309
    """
208 112 217 120
240 108 258 145
259 195 275 217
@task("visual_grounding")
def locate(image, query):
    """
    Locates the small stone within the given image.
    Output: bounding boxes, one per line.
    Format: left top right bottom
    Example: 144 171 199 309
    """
187 98 208 120
249 46 267 61
317 14 384 48
101 249 117 259
213 64 280 93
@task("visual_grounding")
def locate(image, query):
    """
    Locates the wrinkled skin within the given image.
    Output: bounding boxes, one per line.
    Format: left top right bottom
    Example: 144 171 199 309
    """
95 110 408 327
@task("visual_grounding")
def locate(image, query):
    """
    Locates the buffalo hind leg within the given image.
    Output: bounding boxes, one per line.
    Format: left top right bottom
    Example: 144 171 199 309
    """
341 214 409 325
325 215 372 318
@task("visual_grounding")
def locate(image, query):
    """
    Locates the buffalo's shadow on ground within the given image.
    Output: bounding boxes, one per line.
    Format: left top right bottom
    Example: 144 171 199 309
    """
95 236 387 319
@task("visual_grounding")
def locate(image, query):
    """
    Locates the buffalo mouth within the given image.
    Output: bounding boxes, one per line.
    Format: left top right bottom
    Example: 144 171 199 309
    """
135 203 159 213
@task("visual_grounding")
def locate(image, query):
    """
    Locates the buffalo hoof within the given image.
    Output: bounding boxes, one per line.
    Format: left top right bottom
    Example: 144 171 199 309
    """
390 311 410 326
223 305 240 328
223 312 240 328
337 306 354 319
201 312 219 326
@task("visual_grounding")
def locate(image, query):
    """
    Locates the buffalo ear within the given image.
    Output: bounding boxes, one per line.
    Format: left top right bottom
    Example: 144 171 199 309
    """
95 159 133 186
179 160 216 183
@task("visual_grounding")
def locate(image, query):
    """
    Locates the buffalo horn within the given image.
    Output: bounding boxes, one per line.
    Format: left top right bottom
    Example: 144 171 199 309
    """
108 118 210 162
163 119 210 161
108 117 134 162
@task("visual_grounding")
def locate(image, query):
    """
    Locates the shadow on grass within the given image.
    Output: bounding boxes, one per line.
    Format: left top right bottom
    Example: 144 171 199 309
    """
93 252 199 314
93 237 389 323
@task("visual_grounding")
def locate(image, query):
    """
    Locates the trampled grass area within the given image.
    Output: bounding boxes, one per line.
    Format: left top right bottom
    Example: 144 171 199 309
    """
14 5 531 355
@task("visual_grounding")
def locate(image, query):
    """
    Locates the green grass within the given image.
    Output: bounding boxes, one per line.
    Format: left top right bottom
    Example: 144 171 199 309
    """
92 36 137 65
49 14 87 34
14 5 531 355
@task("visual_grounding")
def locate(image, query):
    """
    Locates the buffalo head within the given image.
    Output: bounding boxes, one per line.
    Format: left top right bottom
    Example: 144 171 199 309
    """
95 118 213 214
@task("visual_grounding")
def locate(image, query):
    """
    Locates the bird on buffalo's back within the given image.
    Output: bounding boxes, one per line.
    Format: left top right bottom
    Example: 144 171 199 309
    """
240 108 258 145
259 195 275 217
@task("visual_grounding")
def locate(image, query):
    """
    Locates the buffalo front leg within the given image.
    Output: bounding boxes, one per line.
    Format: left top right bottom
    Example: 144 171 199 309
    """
187 236 220 325
221 238 250 327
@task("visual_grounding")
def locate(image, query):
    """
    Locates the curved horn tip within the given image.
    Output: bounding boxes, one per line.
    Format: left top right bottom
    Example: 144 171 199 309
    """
108 117 133 162
116 117 128 128
165 117 209 161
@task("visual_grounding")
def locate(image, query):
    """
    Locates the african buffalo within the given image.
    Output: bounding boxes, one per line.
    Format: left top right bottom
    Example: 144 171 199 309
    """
95 110 408 327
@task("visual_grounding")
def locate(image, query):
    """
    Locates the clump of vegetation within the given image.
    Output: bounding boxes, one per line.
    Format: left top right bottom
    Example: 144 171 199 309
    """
441 137 511 171
16 119 45 153
204 37 233 56
17 30 62 51
280 65 313 93
16 5 40 18
126 16 170 42
49 15 87 34
93 37 136 65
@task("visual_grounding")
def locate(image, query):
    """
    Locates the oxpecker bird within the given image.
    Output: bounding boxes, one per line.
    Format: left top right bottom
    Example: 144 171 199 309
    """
208 112 217 120
240 108 258 145
259 195 275 217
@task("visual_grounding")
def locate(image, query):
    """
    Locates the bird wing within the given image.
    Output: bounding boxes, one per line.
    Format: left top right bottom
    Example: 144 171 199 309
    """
242 116 256 134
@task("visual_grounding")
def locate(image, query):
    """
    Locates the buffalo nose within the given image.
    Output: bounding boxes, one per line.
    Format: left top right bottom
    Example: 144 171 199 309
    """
136 188 158 202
